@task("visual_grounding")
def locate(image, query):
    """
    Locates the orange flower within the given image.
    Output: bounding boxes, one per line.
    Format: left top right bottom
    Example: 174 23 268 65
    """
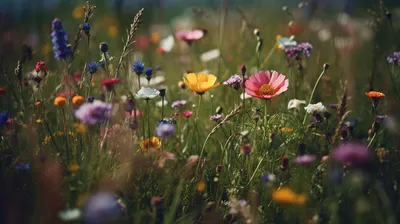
196 179 206 192
35 101 41 107
68 163 80 172
140 137 161 151
272 187 307 205
54 96 67 107
72 95 84 106
365 91 385 99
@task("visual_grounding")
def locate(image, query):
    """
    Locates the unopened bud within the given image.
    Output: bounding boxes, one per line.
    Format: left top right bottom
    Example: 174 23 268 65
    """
323 63 330 71
253 28 260 36
240 64 246 74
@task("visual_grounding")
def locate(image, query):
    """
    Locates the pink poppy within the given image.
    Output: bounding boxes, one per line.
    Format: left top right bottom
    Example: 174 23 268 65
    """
175 30 206 44
182 110 193 118
245 70 289 99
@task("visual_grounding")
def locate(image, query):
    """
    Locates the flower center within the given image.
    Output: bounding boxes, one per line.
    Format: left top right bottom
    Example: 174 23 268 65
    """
258 84 277 95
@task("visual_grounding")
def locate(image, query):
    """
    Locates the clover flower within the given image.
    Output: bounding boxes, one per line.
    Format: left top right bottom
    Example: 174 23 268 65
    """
156 122 176 138
51 18 72 60
284 42 313 59
223 74 243 90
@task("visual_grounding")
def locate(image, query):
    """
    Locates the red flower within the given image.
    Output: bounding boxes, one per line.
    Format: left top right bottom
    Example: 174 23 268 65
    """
182 110 193 118
100 78 120 87
35 61 49 73
0 87 6 95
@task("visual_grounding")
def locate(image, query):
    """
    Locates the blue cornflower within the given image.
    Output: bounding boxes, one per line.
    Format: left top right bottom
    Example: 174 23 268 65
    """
158 119 170 126
86 62 98 74
51 18 72 60
88 96 95 102
156 122 176 138
145 68 153 81
0 112 9 126
132 61 145 75
82 23 90 35
15 162 30 171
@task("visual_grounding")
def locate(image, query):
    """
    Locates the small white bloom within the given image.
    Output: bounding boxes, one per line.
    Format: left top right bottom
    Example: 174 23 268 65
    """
288 99 307 110
159 35 175 52
200 49 220 62
136 87 160 99
304 102 327 114
156 100 168 107
58 208 81 221
120 95 128 103
318 29 331 42
240 92 252 100
277 36 297 49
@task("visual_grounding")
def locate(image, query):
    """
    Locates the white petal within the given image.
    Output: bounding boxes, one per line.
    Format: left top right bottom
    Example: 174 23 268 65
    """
160 35 175 52
200 49 220 62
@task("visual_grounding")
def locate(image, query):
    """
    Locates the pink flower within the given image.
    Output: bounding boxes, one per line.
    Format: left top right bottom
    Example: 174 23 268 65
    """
175 30 206 44
182 110 193 118
245 70 289 99
124 110 142 118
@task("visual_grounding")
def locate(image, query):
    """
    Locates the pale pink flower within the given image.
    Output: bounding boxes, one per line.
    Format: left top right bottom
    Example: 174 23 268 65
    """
245 70 289 99
175 30 205 44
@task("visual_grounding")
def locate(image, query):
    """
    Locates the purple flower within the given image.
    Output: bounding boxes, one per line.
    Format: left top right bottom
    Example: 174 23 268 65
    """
293 154 316 165
261 174 276 183
156 122 176 138
210 114 222 121
332 142 371 165
223 74 243 90
74 100 112 125
15 162 30 171
387 51 400 64
376 115 388 121
51 18 72 60
83 192 120 224
284 42 313 59
171 100 187 109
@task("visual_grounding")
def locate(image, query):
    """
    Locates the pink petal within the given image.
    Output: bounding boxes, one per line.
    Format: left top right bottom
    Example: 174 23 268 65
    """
245 80 259 91
265 70 271 81
187 30 204 40
245 88 258 96
255 71 268 84
271 74 286 88
270 71 279 83
274 80 289 95
248 75 261 86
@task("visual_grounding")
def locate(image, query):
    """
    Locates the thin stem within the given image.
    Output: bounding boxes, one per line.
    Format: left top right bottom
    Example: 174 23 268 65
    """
302 69 326 125
196 94 202 119
147 99 151 151
137 75 141 89
161 97 164 119
264 99 268 125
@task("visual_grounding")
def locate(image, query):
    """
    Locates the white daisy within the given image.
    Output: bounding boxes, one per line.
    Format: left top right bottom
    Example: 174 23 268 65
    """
135 87 160 99
304 102 327 114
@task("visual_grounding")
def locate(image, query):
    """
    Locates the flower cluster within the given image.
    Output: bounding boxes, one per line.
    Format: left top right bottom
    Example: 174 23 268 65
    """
387 51 400 64
51 18 72 60
74 100 112 125
284 42 313 59
223 74 243 90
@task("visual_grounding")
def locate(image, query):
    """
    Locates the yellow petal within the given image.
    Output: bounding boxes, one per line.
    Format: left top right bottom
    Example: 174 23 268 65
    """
206 74 217 86
185 73 198 84
276 34 282 40
184 77 198 92
197 73 209 82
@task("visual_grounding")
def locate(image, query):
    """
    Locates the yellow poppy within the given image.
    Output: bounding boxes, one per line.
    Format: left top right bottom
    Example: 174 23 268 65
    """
54 96 67 107
183 73 220 95
140 137 162 151
272 187 307 205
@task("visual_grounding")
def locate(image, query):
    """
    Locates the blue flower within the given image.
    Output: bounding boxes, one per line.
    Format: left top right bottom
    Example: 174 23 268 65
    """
132 61 145 75
156 122 176 138
15 162 30 171
88 96 95 102
83 192 121 224
51 18 72 60
86 62 98 74
144 68 153 80
82 23 90 35
0 112 9 126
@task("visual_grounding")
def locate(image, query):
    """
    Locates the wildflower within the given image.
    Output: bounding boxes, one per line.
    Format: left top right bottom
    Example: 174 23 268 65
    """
175 29 206 44
158 35 175 53
74 100 112 125
156 122 176 138
304 102 327 114
365 91 385 99
54 96 67 107
82 23 90 35
240 92 252 100
387 51 400 64
14 161 30 171
68 163 80 172
182 110 193 118
72 95 84 106
100 78 120 88
0 112 10 126
288 99 306 110
36 119 43 124
171 100 187 109
280 156 289 170
245 70 289 99
241 144 252 155
140 137 162 151
223 74 243 91
86 62 98 74
200 49 220 62
88 96 95 102
0 87 5 95
261 174 276 183
135 87 160 100
35 61 49 74
279 127 293 133
132 61 145 75
183 73 220 95
294 155 316 165
227 199 252 223
332 142 370 166
210 114 222 121
376 147 389 163
144 68 153 81
51 18 72 60
83 192 121 224
196 179 206 192
276 35 297 49
272 187 307 205
284 42 313 59
99 42 109 53
59 208 81 222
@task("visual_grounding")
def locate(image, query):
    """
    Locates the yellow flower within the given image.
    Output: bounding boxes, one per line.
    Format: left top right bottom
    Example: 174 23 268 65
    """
72 6 84 19
140 137 162 151
196 179 206 192
36 119 43 124
183 73 220 94
68 163 80 172
72 95 84 106
54 96 67 107
74 123 87 133
150 32 160 43
272 187 307 205
108 25 118 37
279 127 293 133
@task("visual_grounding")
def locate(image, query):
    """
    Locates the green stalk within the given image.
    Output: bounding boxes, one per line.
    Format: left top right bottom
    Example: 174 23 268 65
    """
302 68 327 125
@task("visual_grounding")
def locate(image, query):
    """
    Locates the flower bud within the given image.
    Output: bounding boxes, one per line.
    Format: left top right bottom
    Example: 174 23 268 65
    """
253 29 260 36
159 88 166 97
216 106 223 114
178 81 186 89
323 63 330 71
240 64 246 74
99 42 109 53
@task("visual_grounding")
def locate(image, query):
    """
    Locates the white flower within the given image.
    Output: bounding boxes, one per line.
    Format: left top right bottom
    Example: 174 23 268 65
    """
156 100 168 107
200 49 220 62
277 36 297 49
240 92 252 100
288 99 306 111
58 208 81 221
136 87 160 99
304 102 327 114
140 75 166 86
159 35 174 52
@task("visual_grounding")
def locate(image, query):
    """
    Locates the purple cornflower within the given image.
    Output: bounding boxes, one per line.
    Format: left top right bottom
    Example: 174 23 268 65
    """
83 192 121 224
210 114 222 121
171 100 187 109
387 51 400 64
293 154 316 165
74 100 112 125
15 162 30 171
332 142 371 166
284 42 313 59
223 74 243 90
51 18 72 60
86 62 98 74
156 122 176 138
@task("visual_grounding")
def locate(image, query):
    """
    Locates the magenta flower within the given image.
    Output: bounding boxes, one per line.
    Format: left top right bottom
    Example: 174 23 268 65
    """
210 114 222 121
171 100 187 109
74 100 112 125
294 154 316 165
175 30 205 44
332 142 371 166
245 70 289 99
182 110 193 118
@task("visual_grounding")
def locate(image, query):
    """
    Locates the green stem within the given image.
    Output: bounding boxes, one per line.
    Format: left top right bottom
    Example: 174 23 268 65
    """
264 99 268 125
196 94 202 119
147 99 151 151
302 69 326 125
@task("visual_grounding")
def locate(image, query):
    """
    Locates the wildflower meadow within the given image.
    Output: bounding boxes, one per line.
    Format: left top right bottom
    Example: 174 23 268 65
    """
2 0 400 223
